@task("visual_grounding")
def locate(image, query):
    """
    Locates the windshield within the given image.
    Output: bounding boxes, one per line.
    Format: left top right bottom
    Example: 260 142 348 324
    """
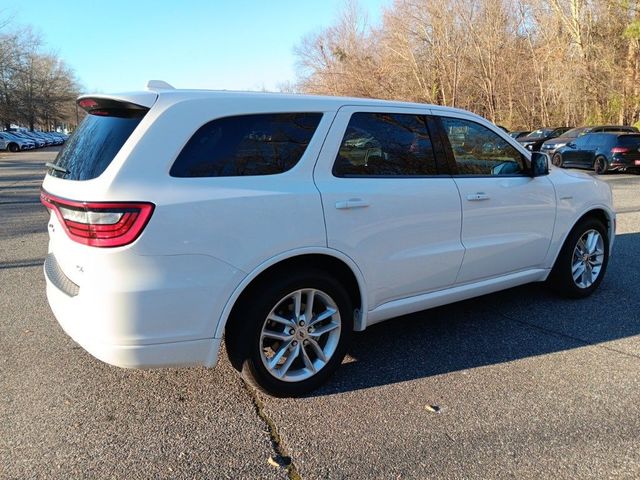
523 129 553 140
558 127 588 138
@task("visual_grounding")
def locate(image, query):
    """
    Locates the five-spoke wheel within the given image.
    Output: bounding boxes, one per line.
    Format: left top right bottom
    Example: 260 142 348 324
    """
571 229 605 289
259 288 341 382
226 270 352 397
549 218 609 298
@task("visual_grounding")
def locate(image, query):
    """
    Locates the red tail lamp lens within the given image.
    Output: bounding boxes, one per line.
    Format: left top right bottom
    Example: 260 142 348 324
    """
40 190 154 247
611 147 630 154
78 98 99 109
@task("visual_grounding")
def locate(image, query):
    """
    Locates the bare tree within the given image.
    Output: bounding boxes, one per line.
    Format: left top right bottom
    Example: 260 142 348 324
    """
0 23 81 130
295 0 640 129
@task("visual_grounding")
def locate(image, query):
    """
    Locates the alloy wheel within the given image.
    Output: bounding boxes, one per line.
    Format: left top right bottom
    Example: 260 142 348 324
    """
259 288 341 382
571 229 605 288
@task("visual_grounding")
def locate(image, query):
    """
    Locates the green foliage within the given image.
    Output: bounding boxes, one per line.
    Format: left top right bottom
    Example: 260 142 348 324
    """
624 20 640 39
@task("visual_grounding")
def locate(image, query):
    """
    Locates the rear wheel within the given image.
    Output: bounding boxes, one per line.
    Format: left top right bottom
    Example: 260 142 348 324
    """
226 270 353 397
552 153 563 167
548 218 609 298
594 156 608 174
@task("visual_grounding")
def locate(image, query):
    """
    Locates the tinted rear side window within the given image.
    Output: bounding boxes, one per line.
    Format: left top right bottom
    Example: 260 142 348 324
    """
49 113 145 180
170 113 322 177
333 112 437 177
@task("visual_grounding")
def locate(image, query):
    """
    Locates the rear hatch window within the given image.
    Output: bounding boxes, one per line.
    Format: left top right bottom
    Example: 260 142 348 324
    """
47 98 149 180
618 134 640 147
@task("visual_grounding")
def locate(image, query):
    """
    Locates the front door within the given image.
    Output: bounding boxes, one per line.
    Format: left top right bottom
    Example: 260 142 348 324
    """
435 114 556 284
313 107 465 310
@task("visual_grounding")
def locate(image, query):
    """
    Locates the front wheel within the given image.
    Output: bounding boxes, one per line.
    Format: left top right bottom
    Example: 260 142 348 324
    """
226 270 353 397
8 143 19 153
552 153 563 167
548 218 609 298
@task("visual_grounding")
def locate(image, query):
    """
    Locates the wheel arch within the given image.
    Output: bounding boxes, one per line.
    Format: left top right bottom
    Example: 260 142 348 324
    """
548 206 615 271
216 248 368 339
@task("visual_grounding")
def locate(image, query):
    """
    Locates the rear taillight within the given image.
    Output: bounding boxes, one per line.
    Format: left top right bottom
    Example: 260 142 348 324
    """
40 191 154 248
611 147 630 154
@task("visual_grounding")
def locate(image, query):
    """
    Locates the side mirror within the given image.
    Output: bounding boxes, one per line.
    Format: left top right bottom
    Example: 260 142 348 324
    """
567 142 576 148
531 152 549 177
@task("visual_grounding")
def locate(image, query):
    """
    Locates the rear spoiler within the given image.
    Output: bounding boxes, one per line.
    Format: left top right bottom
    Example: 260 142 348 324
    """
77 90 158 110
77 97 151 118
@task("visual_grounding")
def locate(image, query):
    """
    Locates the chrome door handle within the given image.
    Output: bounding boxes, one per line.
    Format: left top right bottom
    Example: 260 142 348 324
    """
335 199 370 209
466 193 490 201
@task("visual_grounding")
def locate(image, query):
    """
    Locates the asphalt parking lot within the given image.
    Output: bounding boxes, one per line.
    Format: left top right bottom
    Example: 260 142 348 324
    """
1 149 639 479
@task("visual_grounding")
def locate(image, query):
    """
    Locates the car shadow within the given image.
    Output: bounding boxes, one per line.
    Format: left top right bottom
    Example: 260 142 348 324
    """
310 231 640 397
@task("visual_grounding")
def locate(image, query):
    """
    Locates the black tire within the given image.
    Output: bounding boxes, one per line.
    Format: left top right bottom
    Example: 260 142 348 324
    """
594 156 608 174
552 153 563 167
226 269 353 397
8 143 19 153
548 217 609 298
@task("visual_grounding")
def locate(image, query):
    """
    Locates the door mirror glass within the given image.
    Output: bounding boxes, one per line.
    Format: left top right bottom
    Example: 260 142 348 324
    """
531 152 550 177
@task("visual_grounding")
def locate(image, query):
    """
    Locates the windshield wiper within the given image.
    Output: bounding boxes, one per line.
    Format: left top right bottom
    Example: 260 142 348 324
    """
45 162 69 175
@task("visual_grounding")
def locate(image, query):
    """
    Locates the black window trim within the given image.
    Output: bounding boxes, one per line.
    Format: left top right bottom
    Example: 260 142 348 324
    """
434 115 533 178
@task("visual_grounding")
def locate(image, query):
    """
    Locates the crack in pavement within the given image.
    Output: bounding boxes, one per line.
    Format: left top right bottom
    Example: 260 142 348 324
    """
242 381 303 480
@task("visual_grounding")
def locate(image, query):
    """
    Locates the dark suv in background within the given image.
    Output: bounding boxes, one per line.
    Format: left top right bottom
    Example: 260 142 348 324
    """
541 125 639 156
517 127 572 151
551 132 640 174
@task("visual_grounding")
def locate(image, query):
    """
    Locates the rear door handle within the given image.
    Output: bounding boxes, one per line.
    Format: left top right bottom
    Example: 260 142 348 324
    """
335 199 370 209
466 192 490 201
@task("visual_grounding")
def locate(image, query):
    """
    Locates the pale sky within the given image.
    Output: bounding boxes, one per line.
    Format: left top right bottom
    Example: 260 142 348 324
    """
8 0 390 94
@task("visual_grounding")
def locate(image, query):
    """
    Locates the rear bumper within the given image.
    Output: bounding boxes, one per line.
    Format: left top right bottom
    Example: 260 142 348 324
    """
43 251 241 369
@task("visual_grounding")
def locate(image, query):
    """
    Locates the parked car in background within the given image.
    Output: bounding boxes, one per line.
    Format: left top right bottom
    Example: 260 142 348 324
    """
509 130 530 139
41 85 615 396
47 132 67 144
11 131 45 148
552 132 640 174
31 131 55 146
518 127 572 151
541 125 639 156
0 132 35 151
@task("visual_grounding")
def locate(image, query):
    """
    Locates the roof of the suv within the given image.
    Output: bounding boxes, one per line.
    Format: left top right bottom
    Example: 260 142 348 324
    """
78 88 487 122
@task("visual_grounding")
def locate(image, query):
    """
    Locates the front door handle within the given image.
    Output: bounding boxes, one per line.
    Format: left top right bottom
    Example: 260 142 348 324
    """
466 192 490 201
335 198 370 209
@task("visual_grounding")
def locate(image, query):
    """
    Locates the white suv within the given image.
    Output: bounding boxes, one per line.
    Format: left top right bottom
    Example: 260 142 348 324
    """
41 83 615 396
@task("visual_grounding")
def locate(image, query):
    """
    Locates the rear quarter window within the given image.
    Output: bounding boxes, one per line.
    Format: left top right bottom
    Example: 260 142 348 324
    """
170 113 322 177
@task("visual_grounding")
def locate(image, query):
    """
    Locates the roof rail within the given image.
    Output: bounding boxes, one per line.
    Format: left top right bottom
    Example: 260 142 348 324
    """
146 80 175 91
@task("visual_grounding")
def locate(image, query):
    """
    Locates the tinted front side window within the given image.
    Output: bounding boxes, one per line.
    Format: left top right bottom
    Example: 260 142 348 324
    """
440 117 525 175
575 134 595 147
49 113 145 180
170 113 322 177
333 113 437 177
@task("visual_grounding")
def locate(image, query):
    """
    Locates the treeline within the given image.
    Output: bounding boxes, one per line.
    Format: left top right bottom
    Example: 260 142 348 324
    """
0 25 80 131
294 0 640 130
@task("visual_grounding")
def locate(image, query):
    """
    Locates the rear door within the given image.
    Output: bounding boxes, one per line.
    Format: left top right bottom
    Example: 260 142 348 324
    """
314 106 464 310
435 114 556 283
